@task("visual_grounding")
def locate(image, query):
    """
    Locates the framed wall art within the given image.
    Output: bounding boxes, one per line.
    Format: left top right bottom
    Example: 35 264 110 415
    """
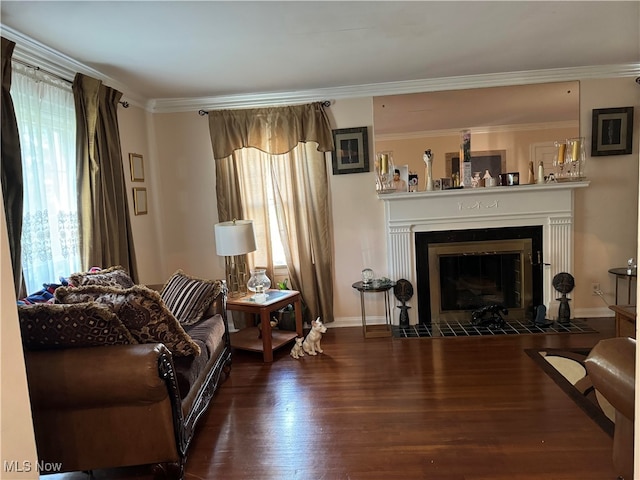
133 187 148 215
331 127 369 175
591 107 634 156
129 153 145 182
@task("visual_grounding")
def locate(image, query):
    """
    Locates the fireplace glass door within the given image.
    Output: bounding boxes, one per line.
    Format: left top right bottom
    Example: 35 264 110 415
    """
428 239 533 322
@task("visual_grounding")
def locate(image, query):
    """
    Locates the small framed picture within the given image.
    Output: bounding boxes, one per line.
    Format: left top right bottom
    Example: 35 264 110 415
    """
591 107 634 156
331 127 369 175
440 177 452 190
129 153 145 182
591 107 633 157
133 187 147 215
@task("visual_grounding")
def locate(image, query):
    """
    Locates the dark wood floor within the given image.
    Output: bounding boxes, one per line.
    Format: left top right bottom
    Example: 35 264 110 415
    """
50 318 618 480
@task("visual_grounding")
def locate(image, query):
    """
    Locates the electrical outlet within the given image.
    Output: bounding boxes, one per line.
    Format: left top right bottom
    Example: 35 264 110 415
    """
591 283 601 295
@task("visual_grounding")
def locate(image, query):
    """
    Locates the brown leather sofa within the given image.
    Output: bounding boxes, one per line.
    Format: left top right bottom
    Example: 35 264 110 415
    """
21 285 231 479
585 336 635 480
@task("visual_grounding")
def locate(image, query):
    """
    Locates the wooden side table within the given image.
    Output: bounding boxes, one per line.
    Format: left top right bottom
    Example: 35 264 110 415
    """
352 281 394 338
609 304 636 339
227 289 303 362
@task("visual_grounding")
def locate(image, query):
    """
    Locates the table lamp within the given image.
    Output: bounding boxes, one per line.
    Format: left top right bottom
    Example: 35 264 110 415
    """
214 219 257 297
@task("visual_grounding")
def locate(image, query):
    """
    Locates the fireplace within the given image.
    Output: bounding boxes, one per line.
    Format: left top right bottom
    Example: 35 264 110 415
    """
415 226 543 323
379 181 588 325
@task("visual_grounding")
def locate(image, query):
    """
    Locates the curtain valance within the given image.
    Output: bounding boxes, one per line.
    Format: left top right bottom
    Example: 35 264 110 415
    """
208 102 333 160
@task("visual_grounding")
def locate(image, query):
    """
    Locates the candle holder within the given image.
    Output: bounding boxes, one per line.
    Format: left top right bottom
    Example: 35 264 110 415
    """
375 151 395 193
564 137 586 180
553 140 568 180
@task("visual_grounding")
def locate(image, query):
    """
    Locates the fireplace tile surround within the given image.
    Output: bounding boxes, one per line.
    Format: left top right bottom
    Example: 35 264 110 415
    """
379 181 589 325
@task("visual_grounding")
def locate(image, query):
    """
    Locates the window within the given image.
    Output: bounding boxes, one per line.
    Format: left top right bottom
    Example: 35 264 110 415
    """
11 63 80 293
234 148 291 270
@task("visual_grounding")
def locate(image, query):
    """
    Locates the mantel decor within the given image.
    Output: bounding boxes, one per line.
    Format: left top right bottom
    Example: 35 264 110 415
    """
331 127 369 175
591 107 634 156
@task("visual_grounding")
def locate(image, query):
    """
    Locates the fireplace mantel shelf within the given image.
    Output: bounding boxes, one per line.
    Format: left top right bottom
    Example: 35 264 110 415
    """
378 180 589 201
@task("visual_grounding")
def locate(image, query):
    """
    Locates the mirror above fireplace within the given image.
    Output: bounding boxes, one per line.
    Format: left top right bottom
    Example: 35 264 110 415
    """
373 81 580 186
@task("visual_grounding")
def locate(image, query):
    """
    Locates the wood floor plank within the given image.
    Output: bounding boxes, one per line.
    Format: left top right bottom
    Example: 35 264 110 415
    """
48 318 619 479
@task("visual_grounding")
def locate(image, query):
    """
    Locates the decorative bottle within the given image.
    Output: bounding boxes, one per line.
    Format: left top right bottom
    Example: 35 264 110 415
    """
527 161 536 184
537 161 545 184
459 130 472 187
423 150 434 191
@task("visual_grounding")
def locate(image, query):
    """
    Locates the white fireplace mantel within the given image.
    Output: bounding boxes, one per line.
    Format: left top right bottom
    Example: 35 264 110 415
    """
379 181 589 323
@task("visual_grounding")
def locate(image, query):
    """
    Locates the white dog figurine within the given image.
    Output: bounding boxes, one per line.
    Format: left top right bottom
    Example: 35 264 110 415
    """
289 337 305 359
302 317 327 355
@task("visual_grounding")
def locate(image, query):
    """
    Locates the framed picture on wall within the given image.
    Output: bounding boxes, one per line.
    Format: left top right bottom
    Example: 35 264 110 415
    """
129 153 145 182
331 127 369 175
591 107 634 156
133 187 148 215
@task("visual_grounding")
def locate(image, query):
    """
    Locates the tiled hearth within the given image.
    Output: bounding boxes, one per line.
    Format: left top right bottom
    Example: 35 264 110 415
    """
392 318 597 338
380 181 589 325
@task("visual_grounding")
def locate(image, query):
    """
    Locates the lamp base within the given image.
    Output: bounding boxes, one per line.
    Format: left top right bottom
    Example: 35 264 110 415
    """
225 255 248 297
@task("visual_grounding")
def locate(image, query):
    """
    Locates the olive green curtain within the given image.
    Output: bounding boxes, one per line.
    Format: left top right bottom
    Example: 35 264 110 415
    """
1 37 24 297
72 73 137 280
208 102 335 323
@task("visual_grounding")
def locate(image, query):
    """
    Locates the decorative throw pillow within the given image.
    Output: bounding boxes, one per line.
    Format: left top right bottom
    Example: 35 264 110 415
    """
55 285 201 356
69 265 135 289
160 270 223 326
18 302 137 350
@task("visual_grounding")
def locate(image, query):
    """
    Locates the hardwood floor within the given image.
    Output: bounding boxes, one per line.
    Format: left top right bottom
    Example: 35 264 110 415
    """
49 318 618 479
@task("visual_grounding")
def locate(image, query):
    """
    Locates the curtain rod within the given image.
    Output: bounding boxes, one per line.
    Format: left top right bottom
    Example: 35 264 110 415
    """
11 58 130 108
198 100 331 116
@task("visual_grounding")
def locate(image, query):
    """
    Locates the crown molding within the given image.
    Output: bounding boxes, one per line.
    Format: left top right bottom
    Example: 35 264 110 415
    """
3 23 638 114
1 25 147 109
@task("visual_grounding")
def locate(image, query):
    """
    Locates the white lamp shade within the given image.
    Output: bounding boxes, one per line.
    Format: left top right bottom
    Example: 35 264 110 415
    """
214 220 257 256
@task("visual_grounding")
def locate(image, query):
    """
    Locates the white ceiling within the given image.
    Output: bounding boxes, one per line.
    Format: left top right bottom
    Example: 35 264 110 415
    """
1 1 639 110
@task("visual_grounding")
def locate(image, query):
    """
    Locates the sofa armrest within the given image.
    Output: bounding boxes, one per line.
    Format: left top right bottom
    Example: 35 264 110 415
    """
585 336 636 420
25 343 173 409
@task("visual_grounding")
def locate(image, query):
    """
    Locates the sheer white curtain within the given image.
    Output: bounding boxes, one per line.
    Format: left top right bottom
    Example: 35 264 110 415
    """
11 63 80 292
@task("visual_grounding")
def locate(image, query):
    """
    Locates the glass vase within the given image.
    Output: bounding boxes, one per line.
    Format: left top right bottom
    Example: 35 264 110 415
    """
247 268 271 295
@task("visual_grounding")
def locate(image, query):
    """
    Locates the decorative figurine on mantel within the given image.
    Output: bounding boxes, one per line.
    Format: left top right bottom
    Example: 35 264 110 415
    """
552 272 575 324
423 149 434 191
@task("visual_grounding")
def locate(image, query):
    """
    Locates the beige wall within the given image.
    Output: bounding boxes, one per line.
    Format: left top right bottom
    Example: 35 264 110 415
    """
0 188 39 479
142 76 639 324
573 77 640 311
150 112 225 282
118 105 164 284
